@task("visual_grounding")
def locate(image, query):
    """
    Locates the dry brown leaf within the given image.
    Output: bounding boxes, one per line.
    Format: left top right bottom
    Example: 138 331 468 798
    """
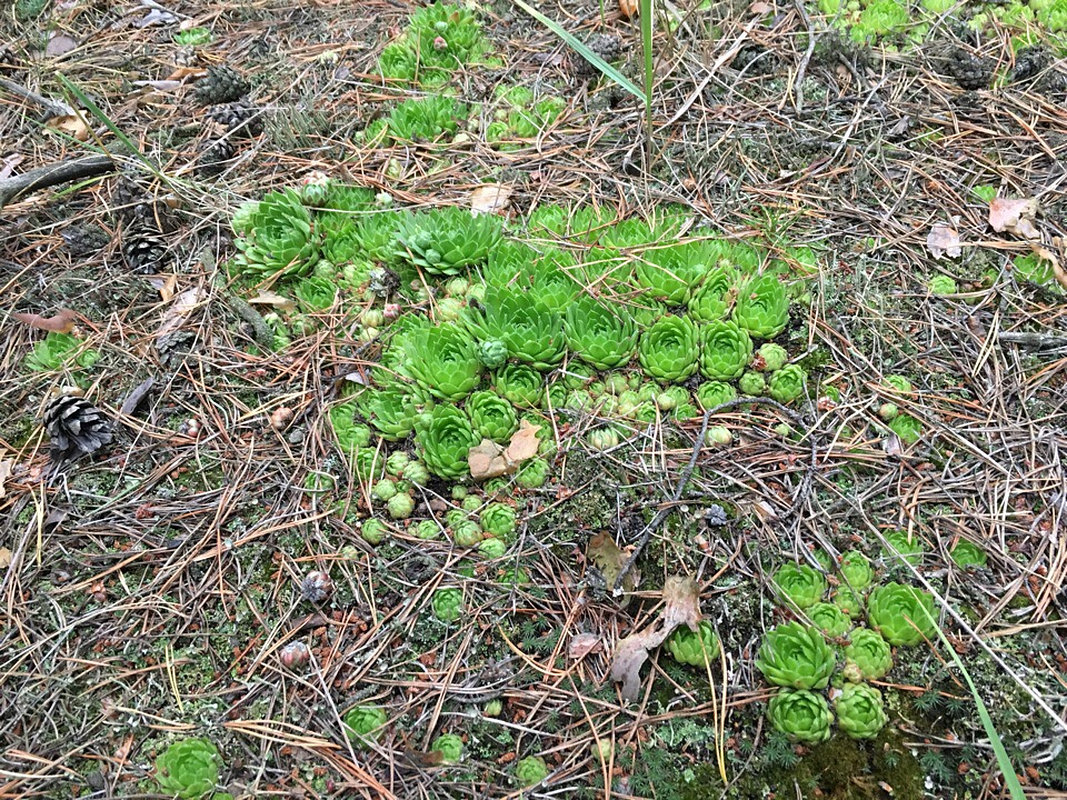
926 223 961 259
249 290 297 312
618 0 638 17
46 34 78 57
165 66 206 81
989 197 1040 240
1029 241 1067 291
156 286 205 345
750 1 774 12
0 459 12 498
470 184 512 215
11 309 79 333
568 633 603 660
0 547 11 569
588 532 640 595
46 113 90 141
610 576 702 700
468 419 542 480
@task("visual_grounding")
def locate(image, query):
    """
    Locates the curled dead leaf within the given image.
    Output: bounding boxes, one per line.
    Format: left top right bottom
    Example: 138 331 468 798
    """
989 197 1040 240
468 419 542 480
11 309 79 333
0 459 12 499
926 223 961 259
470 184 512 215
46 113 91 141
619 0 638 17
0 547 11 569
610 576 702 700
568 632 603 660
588 532 640 596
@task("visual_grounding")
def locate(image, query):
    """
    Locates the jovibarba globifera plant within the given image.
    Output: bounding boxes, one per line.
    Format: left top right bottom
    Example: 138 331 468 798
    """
154 738 223 799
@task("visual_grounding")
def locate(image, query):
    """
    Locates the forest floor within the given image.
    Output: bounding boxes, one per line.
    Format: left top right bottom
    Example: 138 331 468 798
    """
2 0 1067 798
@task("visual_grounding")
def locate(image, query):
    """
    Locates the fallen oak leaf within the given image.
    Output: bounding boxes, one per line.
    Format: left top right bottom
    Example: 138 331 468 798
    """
588 532 640 596
610 576 702 700
468 419 542 480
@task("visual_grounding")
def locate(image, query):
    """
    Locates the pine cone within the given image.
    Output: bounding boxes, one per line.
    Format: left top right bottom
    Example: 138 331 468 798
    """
1011 45 1049 84
111 177 166 226
196 137 236 177
207 99 264 137
194 65 250 105
45 393 113 462
0 44 20 74
122 223 169 273
947 48 991 91
575 34 622 77
61 224 109 257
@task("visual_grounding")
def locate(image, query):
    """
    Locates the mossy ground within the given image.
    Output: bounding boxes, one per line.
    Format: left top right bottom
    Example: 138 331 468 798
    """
2 0 1066 798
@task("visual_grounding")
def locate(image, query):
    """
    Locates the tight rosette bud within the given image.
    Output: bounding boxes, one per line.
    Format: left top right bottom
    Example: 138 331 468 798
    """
515 755 549 787
755 342 788 372
477 339 508 369
843 627 893 680
431 733 463 764
481 502 517 539
767 364 807 404
155 738 222 799
767 689 832 744
839 551 875 591
807 602 851 637
466 390 518 442
696 380 737 410
666 620 721 666
772 563 827 610
432 587 464 622
343 706 388 745
738 370 766 396
834 683 888 739
493 363 544 408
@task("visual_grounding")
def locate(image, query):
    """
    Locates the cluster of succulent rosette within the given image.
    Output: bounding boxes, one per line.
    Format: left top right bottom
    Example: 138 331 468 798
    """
154 738 232 800
758 551 938 744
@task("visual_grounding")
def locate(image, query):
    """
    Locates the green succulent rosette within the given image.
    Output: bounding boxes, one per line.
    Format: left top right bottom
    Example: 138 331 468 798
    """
867 582 936 646
733 274 790 339
466 390 518 442
696 380 737 410
772 563 827 610
843 627 893 680
385 95 465 143
888 414 922 444
666 620 721 666
634 240 716 304
395 207 503 275
516 457 550 488
232 189 320 281
416 405 480 479
357 384 423 441
527 255 580 313
767 689 833 744
699 320 753 380
481 502 517 539
807 602 851 637
477 339 508 369
637 314 700 383
493 363 544 407
155 738 222 799
767 364 807 404
738 370 766 396
343 706 388 744
330 402 372 455
452 520 483 547
467 288 565 369
432 587 464 622
687 266 737 322
430 733 464 764
402 323 483 401
882 531 925 566
834 683 888 739
833 586 864 619
563 296 638 370
839 551 874 590
950 539 988 568
755 622 836 690
515 755 549 786
755 342 788 372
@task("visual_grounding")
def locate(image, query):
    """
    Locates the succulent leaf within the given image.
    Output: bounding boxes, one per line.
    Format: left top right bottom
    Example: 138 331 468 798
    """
402 323 483 401
699 320 753 380
637 315 700 383
772 563 827 610
767 689 833 744
755 622 836 689
867 582 937 646
466 390 518 442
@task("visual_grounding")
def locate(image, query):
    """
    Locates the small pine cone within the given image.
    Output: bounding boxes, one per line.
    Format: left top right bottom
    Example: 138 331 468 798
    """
196 137 237 177
61 224 109 257
575 34 622 77
111 177 164 226
122 224 169 273
174 45 198 69
1011 45 1049 84
45 393 113 462
300 570 333 603
193 65 250 105
947 48 991 91
207 99 264 137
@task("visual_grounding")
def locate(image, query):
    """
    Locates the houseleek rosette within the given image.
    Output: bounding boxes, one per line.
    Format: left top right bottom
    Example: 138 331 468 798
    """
768 364 807 404
477 339 508 369
734 274 790 339
696 380 737 410
772 563 827 609
839 551 874 591
527 256 579 313
467 288 565 369
767 689 833 744
634 240 716 304
416 405 480 479
432 587 464 621
688 266 737 322
564 296 638 370
755 622 836 689
867 582 936 646
357 384 422 440
843 627 893 680
493 363 544 407
755 342 788 372
395 206 502 275
430 733 463 764
155 738 222 799
834 683 888 739
807 602 851 637
481 502 517 539
882 531 925 566
738 370 766 396
699 320 753 380
402 323 483 401
343 706 387 744
637 314 700 383
233 189 319 280
466 390 518 442
515 755 549 786
666 620 721 666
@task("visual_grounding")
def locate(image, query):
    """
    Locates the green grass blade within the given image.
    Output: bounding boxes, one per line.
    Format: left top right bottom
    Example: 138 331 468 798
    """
512 0 645 102
640 0 654 163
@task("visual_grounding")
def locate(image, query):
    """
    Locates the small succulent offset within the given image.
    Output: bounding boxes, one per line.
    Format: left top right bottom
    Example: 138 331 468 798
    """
416 405 480 479
882 531 925 566
26 332 100 372
233 189 320 281
402 323 483 401
688 266 737 322
772 563 828 610
696 380 737 410
767 364 807 404
834 683 888 739
888 414 923 444
738 370 766 396
807 602 852 637
395 207 503 275
477 339 509 369
733 274 790 339
432 587 464 622
563 296 638 370
481 502 517 539
515 755 549 786
839 550 875 591
343 706 388 745
950 539 988 569
867 582 937 646
755 342 788 372
466 391 518 442
755 622 836 690
493 363 544 408
637 315 700 383
155 738 223 799
767 689 833 744
699 320 753 381
467 288 565 369
666 621 721 666
431 733 464 764
843 627 893 680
